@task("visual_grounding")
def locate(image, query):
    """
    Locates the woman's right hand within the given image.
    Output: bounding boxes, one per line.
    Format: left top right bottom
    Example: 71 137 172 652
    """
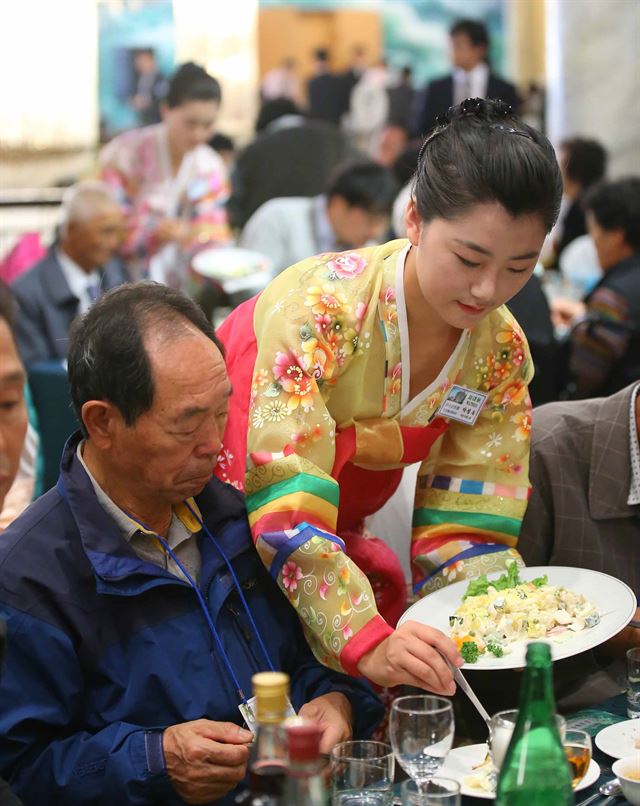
155 217 189 245
356 620 463 694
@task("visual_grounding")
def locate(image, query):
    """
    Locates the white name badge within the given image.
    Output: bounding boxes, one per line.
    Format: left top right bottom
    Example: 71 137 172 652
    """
239 696 297 735
436 385 488 426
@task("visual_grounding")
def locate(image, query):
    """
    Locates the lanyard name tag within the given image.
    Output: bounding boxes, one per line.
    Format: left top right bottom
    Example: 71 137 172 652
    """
436 384 488 426
239 696 297 735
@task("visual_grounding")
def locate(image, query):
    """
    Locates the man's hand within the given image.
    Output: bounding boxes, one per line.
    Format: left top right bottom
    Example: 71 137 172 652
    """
551 297 586 328
298 692 353 754
356 621 463 694
163 719 253 804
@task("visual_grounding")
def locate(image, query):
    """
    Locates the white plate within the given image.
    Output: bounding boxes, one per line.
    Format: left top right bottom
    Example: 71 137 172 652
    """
595 719 640 759
192 247 272 280
440 743 601 799
399 566 636 670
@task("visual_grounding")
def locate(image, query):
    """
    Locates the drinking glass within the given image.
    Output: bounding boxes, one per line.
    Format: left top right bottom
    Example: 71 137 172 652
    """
330 740 395 806
401 777 461 805
389 696 454 794
489 709 567 770
562 728 592 789
627 647 640 719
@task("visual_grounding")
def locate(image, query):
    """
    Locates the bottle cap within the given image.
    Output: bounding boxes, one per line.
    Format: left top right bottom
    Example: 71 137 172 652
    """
252 672 290 723
286 721 323 763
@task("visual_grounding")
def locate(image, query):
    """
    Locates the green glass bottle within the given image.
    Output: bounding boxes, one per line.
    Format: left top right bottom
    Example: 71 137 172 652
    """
495 642 573 805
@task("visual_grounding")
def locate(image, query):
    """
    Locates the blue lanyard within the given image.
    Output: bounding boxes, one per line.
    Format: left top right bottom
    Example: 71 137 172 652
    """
57 473 275 704
121 506 276 705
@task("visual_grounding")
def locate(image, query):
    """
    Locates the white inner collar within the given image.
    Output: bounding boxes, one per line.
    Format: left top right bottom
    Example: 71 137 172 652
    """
394 245 468 416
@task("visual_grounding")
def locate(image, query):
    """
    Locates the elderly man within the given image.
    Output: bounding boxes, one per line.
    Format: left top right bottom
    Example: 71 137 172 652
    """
0 285 26 805
0 283 381 806
11 181 128 365
519 382 640 708
0 283 29 530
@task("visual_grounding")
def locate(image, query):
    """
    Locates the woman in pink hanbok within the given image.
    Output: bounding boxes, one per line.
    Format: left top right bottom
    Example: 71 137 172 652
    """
100 63 231 287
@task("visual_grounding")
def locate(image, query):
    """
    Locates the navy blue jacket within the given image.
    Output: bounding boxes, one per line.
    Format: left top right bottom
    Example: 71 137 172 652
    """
11 247 129 365
0 435 382 805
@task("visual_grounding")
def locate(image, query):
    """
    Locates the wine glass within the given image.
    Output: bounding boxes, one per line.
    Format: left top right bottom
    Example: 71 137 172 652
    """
562 729 592 789
389 696 454 794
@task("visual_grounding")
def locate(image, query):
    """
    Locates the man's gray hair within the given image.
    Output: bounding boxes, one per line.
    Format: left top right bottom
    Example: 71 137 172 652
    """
60 181 120 230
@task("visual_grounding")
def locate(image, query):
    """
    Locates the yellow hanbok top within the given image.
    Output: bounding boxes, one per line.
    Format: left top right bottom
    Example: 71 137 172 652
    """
217 239 533 674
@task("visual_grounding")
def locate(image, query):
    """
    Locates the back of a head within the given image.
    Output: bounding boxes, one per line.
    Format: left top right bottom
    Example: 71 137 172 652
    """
314 48 329 63
413 98 562 232
583 177 640 251
67 283 223 435
450 18 489 48
327 161 398 215
165 62 222 108
255 97 302 133
561 137 607 189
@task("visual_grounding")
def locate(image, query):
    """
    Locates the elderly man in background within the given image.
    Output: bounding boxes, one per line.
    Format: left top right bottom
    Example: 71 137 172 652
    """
0 283 381 806
11 181 128 365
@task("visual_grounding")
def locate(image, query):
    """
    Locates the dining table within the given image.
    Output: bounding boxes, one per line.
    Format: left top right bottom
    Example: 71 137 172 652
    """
390 693 632 805
459 692 631 805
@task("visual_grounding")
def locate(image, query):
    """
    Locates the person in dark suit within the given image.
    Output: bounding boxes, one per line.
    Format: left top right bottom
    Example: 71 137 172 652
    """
411 19 519 136
307 48 343 125
11 182 129 366
228 98 358 229
129 49 166 126
387 66 416 130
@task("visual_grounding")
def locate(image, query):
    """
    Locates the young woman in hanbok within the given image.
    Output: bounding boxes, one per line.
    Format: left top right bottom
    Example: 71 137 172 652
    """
215 99 563 694
100 62 231 287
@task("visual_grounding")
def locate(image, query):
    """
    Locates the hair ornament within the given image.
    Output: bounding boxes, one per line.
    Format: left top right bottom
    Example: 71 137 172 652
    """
493 99 513 117
460 97 483 114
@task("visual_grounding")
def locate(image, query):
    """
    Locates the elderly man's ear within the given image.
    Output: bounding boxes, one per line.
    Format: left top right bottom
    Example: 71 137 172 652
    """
81 401 120 449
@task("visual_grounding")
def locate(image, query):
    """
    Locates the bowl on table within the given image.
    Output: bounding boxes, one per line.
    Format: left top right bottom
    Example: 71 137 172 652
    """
612 756 640 805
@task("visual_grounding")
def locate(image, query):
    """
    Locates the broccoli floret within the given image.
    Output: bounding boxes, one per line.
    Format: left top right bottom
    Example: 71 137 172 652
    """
460 641 481 663
486 641 504 658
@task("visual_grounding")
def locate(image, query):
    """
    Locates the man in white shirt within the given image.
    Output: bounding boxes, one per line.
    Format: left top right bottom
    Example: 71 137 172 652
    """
240 161 397 277
11 182 128 365
411 19 520 136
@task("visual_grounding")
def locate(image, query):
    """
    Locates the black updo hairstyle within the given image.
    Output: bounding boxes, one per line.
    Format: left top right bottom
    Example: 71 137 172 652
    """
165 62 222 109
413 97 562 233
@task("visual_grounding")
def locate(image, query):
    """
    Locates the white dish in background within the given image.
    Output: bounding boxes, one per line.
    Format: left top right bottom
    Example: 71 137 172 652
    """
440 743 600 799
398 566 636 670
595 719 640 759
192 247 271 279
